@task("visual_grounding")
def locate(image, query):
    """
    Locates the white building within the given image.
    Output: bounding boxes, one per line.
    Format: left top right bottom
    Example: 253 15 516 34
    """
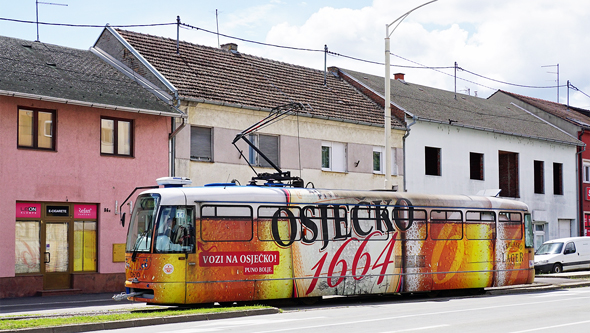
333 68 583 248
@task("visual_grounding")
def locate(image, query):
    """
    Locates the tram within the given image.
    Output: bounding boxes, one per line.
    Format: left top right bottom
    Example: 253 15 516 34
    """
118 177 534 305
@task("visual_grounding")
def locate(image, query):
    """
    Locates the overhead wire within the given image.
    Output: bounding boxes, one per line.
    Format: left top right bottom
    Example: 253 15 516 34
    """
2 16 589 103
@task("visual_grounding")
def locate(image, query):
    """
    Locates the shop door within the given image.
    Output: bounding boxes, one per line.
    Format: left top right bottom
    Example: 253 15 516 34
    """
43 222 71 290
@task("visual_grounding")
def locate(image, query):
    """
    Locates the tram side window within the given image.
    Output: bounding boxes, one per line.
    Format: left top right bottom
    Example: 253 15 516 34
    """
300 205 352 243
465 211 496 240
201 205 253 242
430 210 463 240
258 206 301 243
350 206 388 241
155 206 195 253
498 212 523 240
390 206 427 240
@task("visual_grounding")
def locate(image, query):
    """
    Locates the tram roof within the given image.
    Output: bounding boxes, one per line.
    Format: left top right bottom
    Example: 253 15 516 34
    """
140 185 529 211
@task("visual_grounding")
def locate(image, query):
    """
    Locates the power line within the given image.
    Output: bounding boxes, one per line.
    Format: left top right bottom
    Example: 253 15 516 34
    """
2 16 588 101
0 17 175 28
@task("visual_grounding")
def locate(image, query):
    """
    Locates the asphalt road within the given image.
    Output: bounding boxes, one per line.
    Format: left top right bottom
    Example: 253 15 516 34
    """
95 287 590 333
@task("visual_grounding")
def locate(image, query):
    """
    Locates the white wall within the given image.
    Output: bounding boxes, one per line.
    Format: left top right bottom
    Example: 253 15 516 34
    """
405 121 578 240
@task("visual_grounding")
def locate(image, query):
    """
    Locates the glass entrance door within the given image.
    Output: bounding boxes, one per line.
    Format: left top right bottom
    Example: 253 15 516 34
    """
43 222 70 290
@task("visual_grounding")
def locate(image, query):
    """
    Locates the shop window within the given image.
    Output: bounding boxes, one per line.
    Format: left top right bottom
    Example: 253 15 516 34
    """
553 163 563 195
18 108 55 150
322 141 347 172
249 134 279 168
425 147 441 176
470 152 484 180
190 126 213 161
498 151 519 197
534 160 544 194
15 221 41 274
74 221 97 272
101 117 133 156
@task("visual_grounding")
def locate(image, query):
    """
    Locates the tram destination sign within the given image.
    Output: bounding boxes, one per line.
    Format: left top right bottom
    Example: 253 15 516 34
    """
46 205 69 217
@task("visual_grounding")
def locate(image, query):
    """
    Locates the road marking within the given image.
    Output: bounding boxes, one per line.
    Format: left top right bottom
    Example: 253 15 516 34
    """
157 317 326 333
378 324 450 332
533 288 590 297
508 319 590 332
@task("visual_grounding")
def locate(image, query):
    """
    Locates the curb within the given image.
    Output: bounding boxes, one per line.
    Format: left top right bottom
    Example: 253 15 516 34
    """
1 308 280 333
486 280 590 295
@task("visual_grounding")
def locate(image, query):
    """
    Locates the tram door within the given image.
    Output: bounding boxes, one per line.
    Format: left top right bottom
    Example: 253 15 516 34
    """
43 222 70 290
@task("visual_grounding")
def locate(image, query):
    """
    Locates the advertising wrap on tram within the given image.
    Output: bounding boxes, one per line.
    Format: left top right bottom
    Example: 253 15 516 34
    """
121 186 534 305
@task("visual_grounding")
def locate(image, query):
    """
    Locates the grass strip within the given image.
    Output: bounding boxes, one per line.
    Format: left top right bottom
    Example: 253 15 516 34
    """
0 305 269 330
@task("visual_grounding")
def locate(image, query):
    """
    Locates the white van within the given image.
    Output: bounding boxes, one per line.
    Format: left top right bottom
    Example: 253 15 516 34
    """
534 237 590 273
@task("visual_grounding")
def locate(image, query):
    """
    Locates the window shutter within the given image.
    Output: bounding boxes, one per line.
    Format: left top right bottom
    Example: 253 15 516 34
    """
190 127 212 161
259 135 279 168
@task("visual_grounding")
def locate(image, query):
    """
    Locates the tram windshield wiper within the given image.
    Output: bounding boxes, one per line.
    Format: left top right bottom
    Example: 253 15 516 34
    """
131 230 148 262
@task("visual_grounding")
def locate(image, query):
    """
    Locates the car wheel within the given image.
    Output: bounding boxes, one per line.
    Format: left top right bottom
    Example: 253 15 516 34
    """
551 263 563 273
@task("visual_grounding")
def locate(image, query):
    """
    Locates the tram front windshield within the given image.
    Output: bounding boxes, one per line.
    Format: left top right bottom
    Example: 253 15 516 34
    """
126 194 160 253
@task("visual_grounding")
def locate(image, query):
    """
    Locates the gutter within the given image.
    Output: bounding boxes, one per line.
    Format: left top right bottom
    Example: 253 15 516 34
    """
0 89 182 118
402 114 417 192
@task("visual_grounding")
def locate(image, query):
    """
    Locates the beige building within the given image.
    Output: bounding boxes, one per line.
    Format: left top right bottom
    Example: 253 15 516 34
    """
93 27 406 190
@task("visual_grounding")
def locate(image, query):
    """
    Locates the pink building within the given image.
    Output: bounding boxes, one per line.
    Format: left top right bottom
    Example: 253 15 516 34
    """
0 35 184 297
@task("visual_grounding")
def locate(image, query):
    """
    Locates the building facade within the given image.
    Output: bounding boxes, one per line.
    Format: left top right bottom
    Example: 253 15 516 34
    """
93 27 407 191
490 90 590 239
0 35 183 297
333 68 583 249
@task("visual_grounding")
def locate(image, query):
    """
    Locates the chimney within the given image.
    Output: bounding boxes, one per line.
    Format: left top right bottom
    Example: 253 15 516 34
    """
394 73 405 81
221 43 238 52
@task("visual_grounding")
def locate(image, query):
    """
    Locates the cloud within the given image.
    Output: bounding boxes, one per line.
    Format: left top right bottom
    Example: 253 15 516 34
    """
259 0 590 105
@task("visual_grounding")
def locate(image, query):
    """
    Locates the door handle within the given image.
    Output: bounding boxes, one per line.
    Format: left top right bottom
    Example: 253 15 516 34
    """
188 262 196 266
44 252 50 263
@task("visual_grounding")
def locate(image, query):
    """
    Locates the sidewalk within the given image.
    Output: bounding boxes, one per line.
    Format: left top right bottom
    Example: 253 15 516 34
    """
2 272 590 332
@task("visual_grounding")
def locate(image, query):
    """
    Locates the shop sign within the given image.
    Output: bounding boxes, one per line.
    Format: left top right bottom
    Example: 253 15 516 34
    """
46 205 69 217
74 204 97 219
16 203 41 218
586 187 590 201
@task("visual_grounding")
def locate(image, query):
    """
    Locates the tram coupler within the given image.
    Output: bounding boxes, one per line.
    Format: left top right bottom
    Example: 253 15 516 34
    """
112 292 142 301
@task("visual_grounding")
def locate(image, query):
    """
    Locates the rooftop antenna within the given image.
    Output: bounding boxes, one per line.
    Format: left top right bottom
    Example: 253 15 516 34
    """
176 16 180 54
36 1 68 42
542 64 559 103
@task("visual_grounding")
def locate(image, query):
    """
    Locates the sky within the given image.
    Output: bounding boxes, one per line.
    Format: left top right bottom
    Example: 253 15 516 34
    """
1 0 589 108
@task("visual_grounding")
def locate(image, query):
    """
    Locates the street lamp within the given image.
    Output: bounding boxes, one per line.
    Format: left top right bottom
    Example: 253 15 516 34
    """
384 0 438 189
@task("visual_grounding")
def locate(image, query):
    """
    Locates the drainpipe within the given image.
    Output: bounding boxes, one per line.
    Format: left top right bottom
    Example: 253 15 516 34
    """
168 105 187 177
578 128 586 236
402 114 417 192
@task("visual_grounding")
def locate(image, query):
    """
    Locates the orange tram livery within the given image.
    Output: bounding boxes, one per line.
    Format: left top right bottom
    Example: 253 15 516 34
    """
117 177 535 305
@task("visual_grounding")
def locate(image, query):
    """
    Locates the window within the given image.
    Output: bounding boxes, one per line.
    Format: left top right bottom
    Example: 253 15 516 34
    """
498 151 519 197
321 141 346 172
470 152 484 180
584 163 590 183
101 117 133 156
201 205 253 242
465 211 495 240
534 160 544 194
430 210 463 240
18 108 55 150
249 134 279 168
498 212 522 240
190 126 212 161
553 163 563 195
425 147 441 176
373 147 383 173
15 221 40 274
74 221 96 271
